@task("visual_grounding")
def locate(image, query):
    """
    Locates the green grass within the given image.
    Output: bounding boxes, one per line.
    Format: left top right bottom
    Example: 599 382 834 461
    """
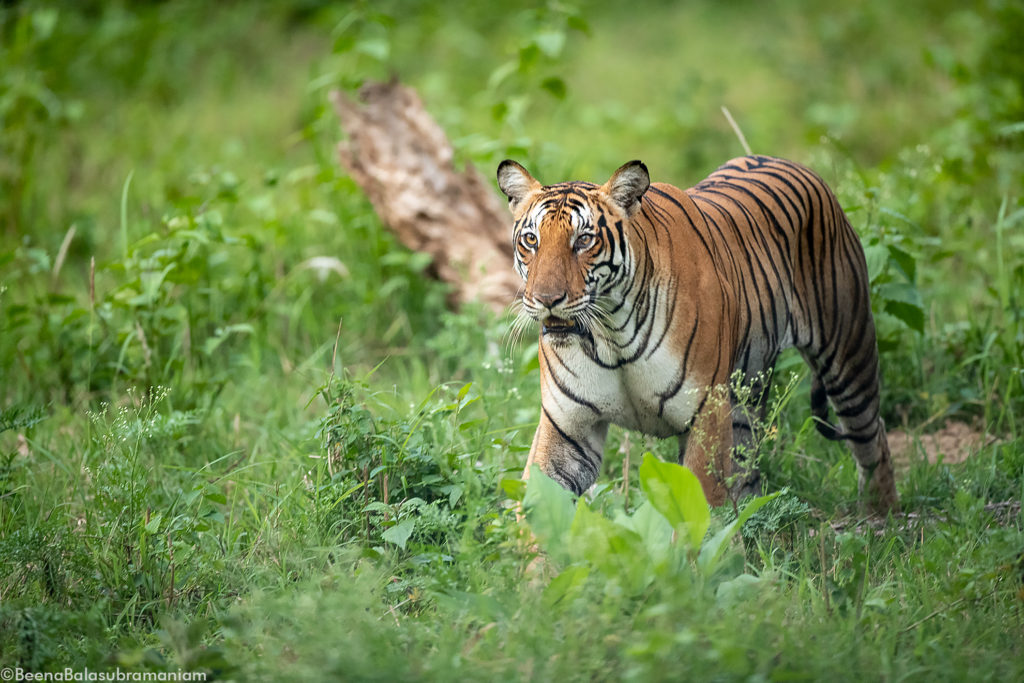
1 0 1022 679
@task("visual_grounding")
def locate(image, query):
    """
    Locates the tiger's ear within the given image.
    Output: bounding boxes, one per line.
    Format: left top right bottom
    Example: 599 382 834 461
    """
497 160 541 210
602 160 650 215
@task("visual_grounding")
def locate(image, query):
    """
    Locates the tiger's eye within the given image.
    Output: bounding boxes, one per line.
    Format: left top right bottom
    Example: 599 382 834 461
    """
523 233 538 247
574 234 594 250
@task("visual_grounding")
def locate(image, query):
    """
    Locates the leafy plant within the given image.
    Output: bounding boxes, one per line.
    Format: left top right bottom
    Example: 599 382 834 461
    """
523 455 780 596
314 372 501 552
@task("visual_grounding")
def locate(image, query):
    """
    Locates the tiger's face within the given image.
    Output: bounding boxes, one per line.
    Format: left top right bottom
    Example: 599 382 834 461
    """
497 160 650 345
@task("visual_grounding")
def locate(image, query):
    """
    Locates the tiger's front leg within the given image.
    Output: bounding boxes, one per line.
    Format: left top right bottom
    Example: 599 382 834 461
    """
522 408 608 496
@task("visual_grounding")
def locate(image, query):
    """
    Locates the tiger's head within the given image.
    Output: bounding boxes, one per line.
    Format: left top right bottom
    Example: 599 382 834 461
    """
497 160 650 345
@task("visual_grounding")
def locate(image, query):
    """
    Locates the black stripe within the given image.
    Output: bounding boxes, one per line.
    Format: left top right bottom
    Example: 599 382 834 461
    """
541 345 601 415
658 319 701 415
541 406 600 490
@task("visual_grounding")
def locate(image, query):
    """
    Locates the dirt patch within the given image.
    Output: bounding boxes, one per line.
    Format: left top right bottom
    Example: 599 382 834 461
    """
888 420 998 472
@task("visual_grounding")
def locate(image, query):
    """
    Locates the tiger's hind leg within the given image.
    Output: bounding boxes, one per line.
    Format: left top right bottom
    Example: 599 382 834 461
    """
678 387 734 507
727 373 773 500
843 414 899 515
806 347 900 515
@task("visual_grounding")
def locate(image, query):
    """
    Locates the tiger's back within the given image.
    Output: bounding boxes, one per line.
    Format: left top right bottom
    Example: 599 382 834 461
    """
686 156 872 369
683 157 887 447
497 154 899 513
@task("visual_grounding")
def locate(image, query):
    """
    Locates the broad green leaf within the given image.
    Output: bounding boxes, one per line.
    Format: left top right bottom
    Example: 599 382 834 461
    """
715 573 763 607
433 589 507 621
697 491 781 573
355 36 390 61
567 14 591 35
491 100 509 123
877 281 923 307
458 417 486 431
523 465 575 559
884 300 925 333
31 9 58 40
204 489 227 505
887 243 917 282
638 453 709 552
203 509 224 525
499 477 526 501
542 564 590 608
202 323 255 356
521 348 540 374
132 263 175 306
863 596 889 611
382 519 415 550
878 282 924 333
540 76 567 100
613 499 673 567
532 29 565 58
487 60 518 91
143 511 163 535
362 501 392 514
441 484 463 508
569 499 646 583
862 243 889 283
181 487 202 506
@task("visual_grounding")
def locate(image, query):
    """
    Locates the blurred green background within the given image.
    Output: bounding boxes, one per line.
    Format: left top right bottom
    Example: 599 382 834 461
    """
1 0 1022 678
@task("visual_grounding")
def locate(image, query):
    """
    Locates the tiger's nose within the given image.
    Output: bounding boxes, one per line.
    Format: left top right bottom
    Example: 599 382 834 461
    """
533 291 566 309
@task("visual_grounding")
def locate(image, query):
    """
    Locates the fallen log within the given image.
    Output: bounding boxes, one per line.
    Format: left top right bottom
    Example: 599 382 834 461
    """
331 80 519 312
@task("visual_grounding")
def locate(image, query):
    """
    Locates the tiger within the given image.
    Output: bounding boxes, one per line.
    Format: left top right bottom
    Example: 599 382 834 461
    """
497 154 899 514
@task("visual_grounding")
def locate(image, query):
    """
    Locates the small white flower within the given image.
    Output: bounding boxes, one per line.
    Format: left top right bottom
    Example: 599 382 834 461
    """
297 256 349 282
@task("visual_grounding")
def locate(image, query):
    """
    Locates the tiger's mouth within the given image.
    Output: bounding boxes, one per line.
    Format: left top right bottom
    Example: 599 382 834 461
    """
541 316 584 337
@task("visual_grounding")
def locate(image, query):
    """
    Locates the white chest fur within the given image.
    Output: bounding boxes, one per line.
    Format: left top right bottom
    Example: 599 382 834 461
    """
541 335 702 438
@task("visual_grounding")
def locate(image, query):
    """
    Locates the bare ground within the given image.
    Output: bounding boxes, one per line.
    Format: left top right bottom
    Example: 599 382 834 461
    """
888 419 999 472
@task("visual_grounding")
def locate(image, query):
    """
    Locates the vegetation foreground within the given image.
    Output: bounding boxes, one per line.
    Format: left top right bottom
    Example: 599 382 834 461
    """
1 1 1022 680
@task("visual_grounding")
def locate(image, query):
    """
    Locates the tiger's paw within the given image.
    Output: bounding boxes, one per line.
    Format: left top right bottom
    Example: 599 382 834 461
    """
859 457 900 516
